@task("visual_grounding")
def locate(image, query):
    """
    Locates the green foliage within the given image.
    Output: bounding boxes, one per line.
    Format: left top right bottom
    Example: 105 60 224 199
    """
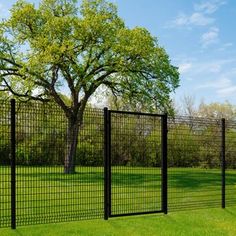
0 0 179 115
226 129 236 169
76 142 103 166
16 132 66 165
198 101 236 120
1 101 236 169
168 124 201 167
0 0 179 173
0 129 10 165
110 116 162 167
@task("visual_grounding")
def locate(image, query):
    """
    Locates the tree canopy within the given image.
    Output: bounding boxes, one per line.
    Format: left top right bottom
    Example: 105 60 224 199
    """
0 0 179 114
0 0 179 173
198 101 236 120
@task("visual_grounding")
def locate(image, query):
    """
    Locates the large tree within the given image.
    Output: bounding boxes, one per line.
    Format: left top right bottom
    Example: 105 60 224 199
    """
198 101 236 120
0 0 179 173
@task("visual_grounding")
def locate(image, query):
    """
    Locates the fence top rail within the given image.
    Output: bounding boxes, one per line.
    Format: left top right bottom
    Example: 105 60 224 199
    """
109 110 165 117
168 115 228 124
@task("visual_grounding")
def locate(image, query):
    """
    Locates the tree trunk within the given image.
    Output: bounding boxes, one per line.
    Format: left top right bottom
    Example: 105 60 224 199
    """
64 118 80 174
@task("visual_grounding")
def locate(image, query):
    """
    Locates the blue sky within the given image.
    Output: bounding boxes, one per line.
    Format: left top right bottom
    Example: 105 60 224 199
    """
1 0 236 106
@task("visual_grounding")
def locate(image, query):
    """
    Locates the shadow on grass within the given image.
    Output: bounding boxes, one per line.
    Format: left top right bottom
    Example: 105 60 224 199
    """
224 208 236 216
15 167 236 190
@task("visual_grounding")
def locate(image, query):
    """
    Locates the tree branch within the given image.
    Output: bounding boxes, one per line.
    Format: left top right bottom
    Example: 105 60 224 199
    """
2 78 49 102
47 85 72 118
59 63 78 104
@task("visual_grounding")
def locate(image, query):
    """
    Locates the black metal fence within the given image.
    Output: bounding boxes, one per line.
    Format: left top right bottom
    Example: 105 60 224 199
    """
225 120 236 206
105 110 167 217
0 102 11 228
1 100 104 228
0 99 236 229
168 116 223 211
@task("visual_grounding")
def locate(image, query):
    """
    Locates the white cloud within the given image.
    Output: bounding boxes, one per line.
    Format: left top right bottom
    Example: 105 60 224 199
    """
190 12 215 26
195 67 236 97
170 12 214 27
167 0 226 28
177 57 236 97
218 42 233 51
173 14 188 26
196 76 236 97
200 27 219 47
178 63 192 74
173 54 236 103
194 60 222 73
178 58 233 77
194 0 226 14
198 77 231 89
217 86 236 97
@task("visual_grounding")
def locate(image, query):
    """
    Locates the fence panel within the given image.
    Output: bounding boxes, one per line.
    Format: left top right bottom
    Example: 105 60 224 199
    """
109 111 163 216
0 102 11 227
168 117 222 211
0 102 11 228
12 102 104 226
1 99 236 228
225 120 236 206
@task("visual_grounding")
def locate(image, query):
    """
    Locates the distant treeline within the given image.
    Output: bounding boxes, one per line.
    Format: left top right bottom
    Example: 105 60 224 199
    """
0 102 236 168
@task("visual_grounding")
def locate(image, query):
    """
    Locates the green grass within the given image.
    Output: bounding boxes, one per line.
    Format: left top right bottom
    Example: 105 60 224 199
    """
1 207 236 235
0 166 236 228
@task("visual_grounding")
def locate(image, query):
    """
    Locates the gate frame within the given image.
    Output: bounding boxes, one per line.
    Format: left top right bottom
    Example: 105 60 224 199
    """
104 109 168 219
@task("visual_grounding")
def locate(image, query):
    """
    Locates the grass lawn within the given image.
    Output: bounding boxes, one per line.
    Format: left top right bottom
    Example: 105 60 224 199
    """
0 166 236 229
0 207 236 236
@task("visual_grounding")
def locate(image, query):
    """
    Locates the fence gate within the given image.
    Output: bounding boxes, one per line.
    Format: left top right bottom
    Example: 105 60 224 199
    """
104 109 167 218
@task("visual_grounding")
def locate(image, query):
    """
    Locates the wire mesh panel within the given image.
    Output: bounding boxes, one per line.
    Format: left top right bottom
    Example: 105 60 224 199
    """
0 102 11 228
109 111 163 216
225 120 236 206
13 102 104 226
2 99 236 228
168 116 222 211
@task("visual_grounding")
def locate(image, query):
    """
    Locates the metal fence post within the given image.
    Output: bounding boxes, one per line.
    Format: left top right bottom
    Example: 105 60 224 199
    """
104 107 109 220
108 110 111 217
161 113 168 214
10 99 16 229
221 118 226 209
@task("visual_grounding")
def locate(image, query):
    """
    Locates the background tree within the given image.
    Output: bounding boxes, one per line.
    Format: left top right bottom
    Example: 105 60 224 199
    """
105 90 176 115
181 95 197 117
198 101 236 120
0 0 179 173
